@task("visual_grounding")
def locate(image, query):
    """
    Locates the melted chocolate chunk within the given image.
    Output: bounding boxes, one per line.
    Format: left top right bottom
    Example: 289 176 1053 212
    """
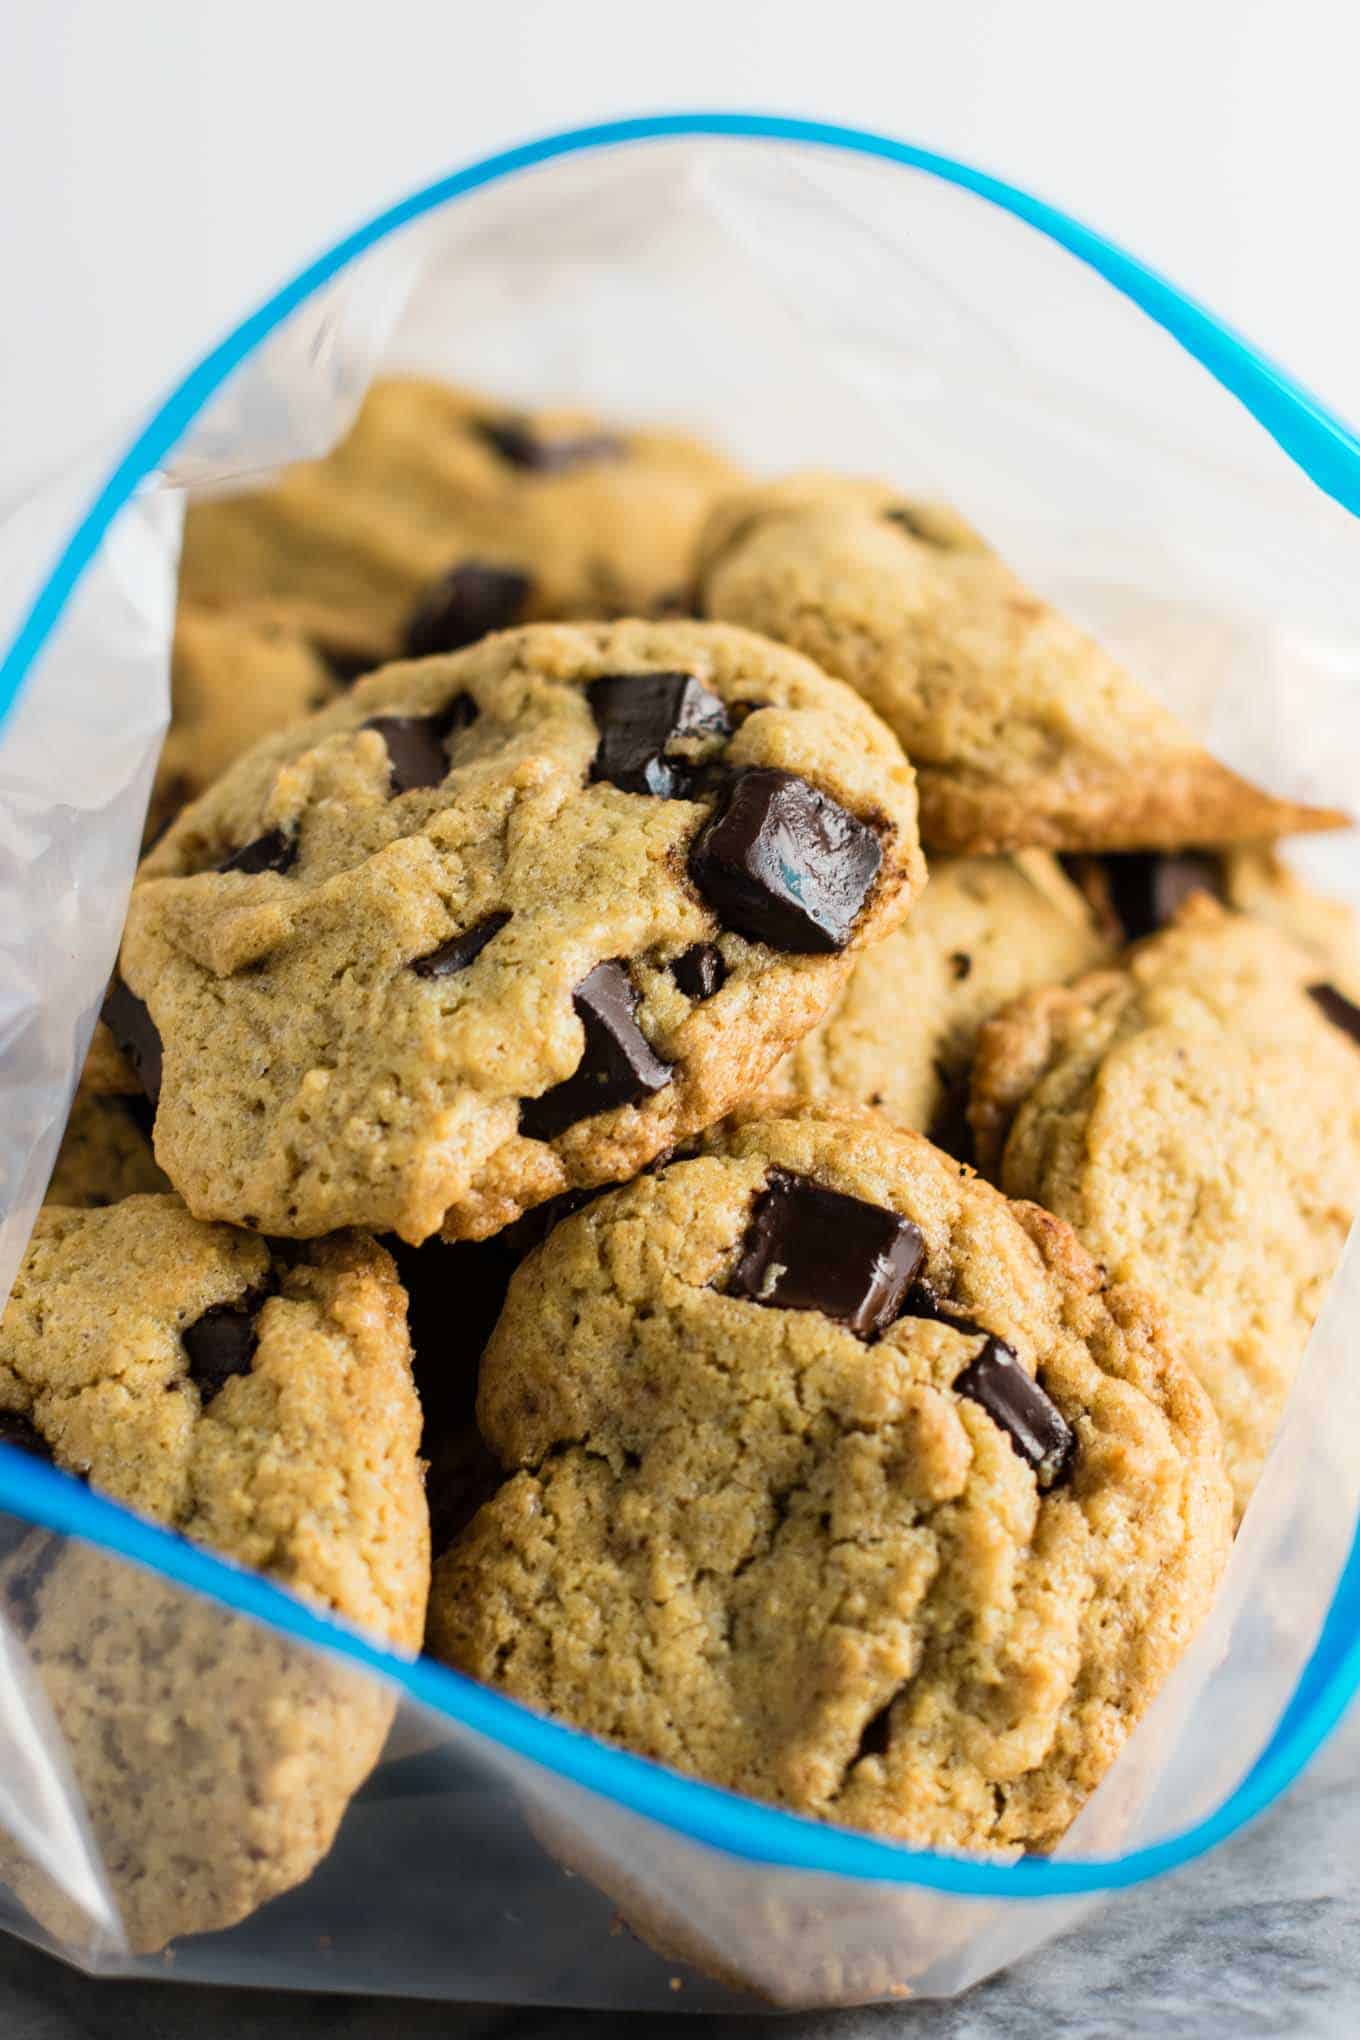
182 1281 273 1402
363 695 476 796
218 827 297 877
404 562 532 659
949 951 972 982
670 943 726 1000
520 961 673 1141
102 977 163 1109
1309 982 1360 1046
727 1169 925 1340
588 672 731 799
412 911 511 981
954 1340 1074 1489
1098 852 1223 942
689 768 883 954
477 416 623 474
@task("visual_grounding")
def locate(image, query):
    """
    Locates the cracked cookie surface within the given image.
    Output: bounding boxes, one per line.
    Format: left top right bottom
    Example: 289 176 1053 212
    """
761 852 1111 1150
970 897 1360 1518
697 475 1345 854
118 621 924 1244
0 1196 428 1950
428 1110 1230 1853
178 377 740 658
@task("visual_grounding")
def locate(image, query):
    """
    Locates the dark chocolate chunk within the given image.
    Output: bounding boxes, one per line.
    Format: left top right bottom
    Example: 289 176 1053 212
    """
412 911 511 981
1309 982 1360 1046
477 416 623 474
954 1340 1074 1489
362 694 476 796
727 1168 925 1340
321 646 378 688
949 950 972 982
182 1281 272 1402
520 961 673 1141
587 672 731 798
218 827 297 877
1099 852 1223 942
689 768 882 953
404 561 532 659
102 977 163 1109
670 943 726 1000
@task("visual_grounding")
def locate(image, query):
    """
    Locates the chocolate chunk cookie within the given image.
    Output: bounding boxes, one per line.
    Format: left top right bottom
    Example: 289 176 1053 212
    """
0 1197 428 1950
697 476 1346 853
970 897 1360 1519
761 852 1111 1151
178 377 741 659
429 1111 1230 1853
120 621 925 1244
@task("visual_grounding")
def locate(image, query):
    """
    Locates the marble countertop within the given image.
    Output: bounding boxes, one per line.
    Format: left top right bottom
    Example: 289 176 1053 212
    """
4 1702 1358 2040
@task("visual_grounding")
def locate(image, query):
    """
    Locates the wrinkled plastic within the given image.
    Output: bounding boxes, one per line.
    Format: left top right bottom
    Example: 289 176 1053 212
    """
0 128 1359 2009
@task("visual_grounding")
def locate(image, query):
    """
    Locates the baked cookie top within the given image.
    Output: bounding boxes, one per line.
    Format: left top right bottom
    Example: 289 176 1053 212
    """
0 1195 428 1646
430 1110 1230 1854
115 621 925 1244
696 475 1345 854
178 377 741 659
762 851 1111 1151
970 897 1360 1518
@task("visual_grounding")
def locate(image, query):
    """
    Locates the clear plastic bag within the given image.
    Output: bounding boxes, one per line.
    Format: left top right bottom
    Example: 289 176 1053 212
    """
1 118 1359 2010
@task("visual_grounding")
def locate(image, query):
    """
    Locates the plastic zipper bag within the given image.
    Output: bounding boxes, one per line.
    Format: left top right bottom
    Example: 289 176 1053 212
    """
0 117 1358 2009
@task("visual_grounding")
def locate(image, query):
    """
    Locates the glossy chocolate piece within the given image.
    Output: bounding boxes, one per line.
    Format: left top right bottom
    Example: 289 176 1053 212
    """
954 1340 1074 1489
587 672 731 798
102 977 163 1109
412 911 511 981
689 768 882 953
1309 982 1360 1047
727 1168 925 1340
1100 851 1223 942
404 562 532 659
476 416 623 474
520 961 673 1141
182 1281 272 1402
218 827 297 877
670 943 726 1000
363 694 476 796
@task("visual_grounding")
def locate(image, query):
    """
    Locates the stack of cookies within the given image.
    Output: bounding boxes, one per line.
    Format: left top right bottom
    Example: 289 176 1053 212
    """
5 376 1360 1958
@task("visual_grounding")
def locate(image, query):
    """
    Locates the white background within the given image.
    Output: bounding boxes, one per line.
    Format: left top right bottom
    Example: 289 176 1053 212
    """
1 0 1357 505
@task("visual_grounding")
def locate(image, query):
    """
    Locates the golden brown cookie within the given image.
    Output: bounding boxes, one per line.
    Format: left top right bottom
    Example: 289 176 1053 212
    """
970 898 1360 1518
114 621 925 1244
178 377 741 659
0 1198 428 1950
697 475 1346 854
762 852 1111 1149
429 1110 1231 1854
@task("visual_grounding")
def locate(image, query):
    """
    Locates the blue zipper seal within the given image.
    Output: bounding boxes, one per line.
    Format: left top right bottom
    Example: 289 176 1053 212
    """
2 111 1358 1899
